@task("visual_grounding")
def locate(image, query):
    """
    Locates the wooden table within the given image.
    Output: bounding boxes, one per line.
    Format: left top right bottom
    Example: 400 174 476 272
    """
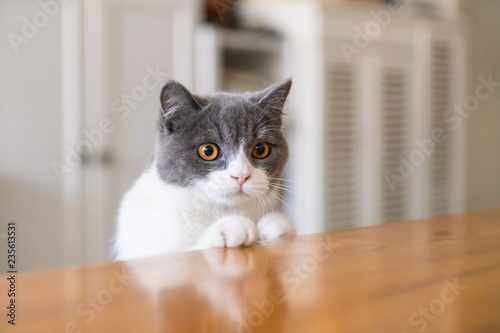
2 209 500 333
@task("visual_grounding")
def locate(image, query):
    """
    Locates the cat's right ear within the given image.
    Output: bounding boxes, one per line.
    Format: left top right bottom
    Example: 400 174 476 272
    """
159 80 201 132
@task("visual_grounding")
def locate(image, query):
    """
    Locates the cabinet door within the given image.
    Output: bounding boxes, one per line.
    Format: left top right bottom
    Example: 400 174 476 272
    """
83 0 199 263
0 0 199 271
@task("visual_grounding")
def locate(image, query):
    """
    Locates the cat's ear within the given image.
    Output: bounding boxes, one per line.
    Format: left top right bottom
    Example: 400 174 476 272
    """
159 80 202 132
251 78 292 113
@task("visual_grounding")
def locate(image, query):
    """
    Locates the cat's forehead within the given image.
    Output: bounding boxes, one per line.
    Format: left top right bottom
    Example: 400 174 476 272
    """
205 93 254 116
202 94 260 142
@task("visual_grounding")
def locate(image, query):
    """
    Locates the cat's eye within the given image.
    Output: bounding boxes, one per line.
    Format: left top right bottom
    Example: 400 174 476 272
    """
252 142 270 159
198 143 219 161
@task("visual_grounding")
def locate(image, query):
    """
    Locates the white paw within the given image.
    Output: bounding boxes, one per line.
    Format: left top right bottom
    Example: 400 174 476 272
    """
258 212 296 241
196 215 258 249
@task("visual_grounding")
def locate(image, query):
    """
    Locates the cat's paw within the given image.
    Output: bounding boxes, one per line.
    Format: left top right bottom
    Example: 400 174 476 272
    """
258 212 296 241
196 215 258 249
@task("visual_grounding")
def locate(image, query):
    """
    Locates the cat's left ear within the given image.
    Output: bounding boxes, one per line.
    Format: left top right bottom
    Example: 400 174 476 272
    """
251 78 292 113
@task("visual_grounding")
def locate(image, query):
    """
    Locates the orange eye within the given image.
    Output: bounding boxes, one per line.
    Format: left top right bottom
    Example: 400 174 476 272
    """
198 143 219 161
252 142 270 159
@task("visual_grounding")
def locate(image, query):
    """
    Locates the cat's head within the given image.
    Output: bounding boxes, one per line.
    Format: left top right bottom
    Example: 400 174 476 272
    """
154 79 292 206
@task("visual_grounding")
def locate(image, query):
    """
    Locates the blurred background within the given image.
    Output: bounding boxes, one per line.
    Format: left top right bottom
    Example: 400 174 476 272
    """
1 0 499 272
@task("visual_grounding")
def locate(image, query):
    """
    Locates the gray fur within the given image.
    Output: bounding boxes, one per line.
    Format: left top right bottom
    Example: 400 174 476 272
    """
154 79 292 187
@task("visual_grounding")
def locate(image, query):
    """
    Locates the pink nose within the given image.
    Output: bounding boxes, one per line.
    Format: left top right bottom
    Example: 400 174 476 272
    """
231 173 250 186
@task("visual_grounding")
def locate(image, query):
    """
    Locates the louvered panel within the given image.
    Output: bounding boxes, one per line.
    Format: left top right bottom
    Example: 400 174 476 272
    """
380 67 409 223
429 40 453 216
323 63 359 230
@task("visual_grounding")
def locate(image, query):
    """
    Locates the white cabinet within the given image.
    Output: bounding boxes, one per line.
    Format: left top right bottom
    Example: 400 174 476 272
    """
239 2 466 233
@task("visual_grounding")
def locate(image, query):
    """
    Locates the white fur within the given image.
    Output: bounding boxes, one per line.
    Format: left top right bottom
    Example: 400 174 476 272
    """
112 150 296 261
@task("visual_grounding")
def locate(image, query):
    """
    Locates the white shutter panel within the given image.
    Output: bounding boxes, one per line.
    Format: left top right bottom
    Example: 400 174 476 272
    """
323 62 361 230
380 67 410 222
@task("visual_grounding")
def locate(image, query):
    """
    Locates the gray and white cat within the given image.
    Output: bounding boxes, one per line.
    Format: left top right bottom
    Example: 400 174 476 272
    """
112 79 296 261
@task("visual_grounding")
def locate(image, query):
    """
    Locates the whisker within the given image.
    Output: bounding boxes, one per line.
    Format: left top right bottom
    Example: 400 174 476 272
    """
262 191 274 213
268 177 297 182
266 189 296 216
269 183 329 210
268 179 328 191
269 182 298 189
268 184 305 199
256 193 267 216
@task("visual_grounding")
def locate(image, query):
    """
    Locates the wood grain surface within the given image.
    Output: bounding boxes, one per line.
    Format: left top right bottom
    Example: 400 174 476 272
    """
1 209 500 332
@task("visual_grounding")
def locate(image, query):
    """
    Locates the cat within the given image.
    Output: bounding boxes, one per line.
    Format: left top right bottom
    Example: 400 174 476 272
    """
112 79 296 261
